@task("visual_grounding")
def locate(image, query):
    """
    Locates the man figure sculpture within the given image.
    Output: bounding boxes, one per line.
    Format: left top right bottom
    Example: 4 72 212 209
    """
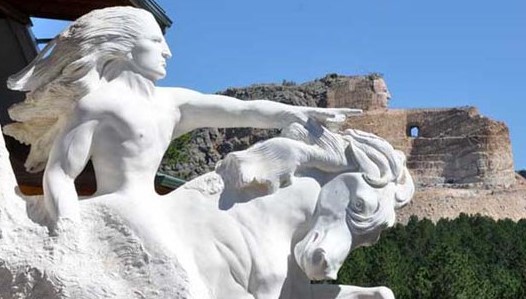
4 7 359 232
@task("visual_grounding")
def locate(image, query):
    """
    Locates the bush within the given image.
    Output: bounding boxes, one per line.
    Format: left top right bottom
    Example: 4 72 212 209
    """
282 79 297 86
163 133 192 166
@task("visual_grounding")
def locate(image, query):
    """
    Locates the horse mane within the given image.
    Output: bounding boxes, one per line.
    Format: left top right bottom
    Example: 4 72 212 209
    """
214 120 414 207
341 129 414 234
215 121 350 194
342 129 414 208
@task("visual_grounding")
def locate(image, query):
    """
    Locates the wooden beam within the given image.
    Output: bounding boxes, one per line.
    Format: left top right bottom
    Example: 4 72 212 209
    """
0 1 30 24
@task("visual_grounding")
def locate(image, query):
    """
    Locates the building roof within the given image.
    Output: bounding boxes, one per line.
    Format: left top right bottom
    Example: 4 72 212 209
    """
0 0 172 30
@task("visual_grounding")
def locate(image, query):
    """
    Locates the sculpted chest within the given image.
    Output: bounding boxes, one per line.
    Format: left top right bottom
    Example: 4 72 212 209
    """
88 97 176 154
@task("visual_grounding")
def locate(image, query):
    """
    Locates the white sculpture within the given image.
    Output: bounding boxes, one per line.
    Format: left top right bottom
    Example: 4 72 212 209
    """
168 125 414 298
2 6 414 298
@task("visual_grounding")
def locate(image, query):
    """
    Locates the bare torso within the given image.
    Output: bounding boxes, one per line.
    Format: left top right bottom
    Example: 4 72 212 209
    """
77 81 180 196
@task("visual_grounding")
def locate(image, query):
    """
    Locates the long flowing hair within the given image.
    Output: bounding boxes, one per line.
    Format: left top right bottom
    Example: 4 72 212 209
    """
3 6 157 172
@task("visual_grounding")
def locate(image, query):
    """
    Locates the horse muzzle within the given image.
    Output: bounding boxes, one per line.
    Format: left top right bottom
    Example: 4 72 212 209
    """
294 230 339 281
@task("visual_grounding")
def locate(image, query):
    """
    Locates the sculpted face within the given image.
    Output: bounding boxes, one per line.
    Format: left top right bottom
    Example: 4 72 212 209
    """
373 78 391 107
130 18 172 81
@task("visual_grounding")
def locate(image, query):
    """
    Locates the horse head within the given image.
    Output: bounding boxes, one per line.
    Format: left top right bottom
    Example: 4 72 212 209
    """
294 129 414 281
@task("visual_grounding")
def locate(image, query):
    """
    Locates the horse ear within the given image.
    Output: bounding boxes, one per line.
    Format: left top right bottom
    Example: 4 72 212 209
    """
394 168 414 208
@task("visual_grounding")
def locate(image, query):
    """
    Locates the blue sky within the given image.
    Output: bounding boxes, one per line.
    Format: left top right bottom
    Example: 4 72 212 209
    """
32 0 525 169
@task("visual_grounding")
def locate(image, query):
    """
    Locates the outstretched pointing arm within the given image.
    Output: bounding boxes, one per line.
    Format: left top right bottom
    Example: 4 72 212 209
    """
171 87 361 135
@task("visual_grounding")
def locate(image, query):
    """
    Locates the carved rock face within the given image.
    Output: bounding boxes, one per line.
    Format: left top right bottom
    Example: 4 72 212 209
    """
372 78 391 107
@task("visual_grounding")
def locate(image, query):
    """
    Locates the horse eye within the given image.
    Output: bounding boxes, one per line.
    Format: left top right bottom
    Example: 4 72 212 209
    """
352 198 364 213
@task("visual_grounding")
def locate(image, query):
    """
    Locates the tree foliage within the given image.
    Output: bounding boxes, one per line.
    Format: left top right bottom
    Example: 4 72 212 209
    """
163 133 192 166
337 214 526 299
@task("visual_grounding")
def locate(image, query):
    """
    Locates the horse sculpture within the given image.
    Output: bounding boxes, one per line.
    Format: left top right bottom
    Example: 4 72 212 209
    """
86 122 413 299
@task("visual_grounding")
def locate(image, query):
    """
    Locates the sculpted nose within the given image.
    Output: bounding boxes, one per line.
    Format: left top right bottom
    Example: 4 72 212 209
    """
162 43 172 59
162 50 172 59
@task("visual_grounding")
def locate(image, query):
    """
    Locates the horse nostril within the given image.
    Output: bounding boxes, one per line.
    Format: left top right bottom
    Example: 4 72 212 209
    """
312 248 326 266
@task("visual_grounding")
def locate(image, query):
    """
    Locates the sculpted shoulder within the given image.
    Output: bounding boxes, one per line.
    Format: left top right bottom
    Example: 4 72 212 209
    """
155 86 203 107
75 85 123 114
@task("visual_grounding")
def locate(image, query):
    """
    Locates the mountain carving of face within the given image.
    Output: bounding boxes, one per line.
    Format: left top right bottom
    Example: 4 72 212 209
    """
373 78 391 107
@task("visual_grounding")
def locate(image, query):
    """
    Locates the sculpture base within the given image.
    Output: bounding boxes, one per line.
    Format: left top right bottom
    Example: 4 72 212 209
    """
0 194 190 299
